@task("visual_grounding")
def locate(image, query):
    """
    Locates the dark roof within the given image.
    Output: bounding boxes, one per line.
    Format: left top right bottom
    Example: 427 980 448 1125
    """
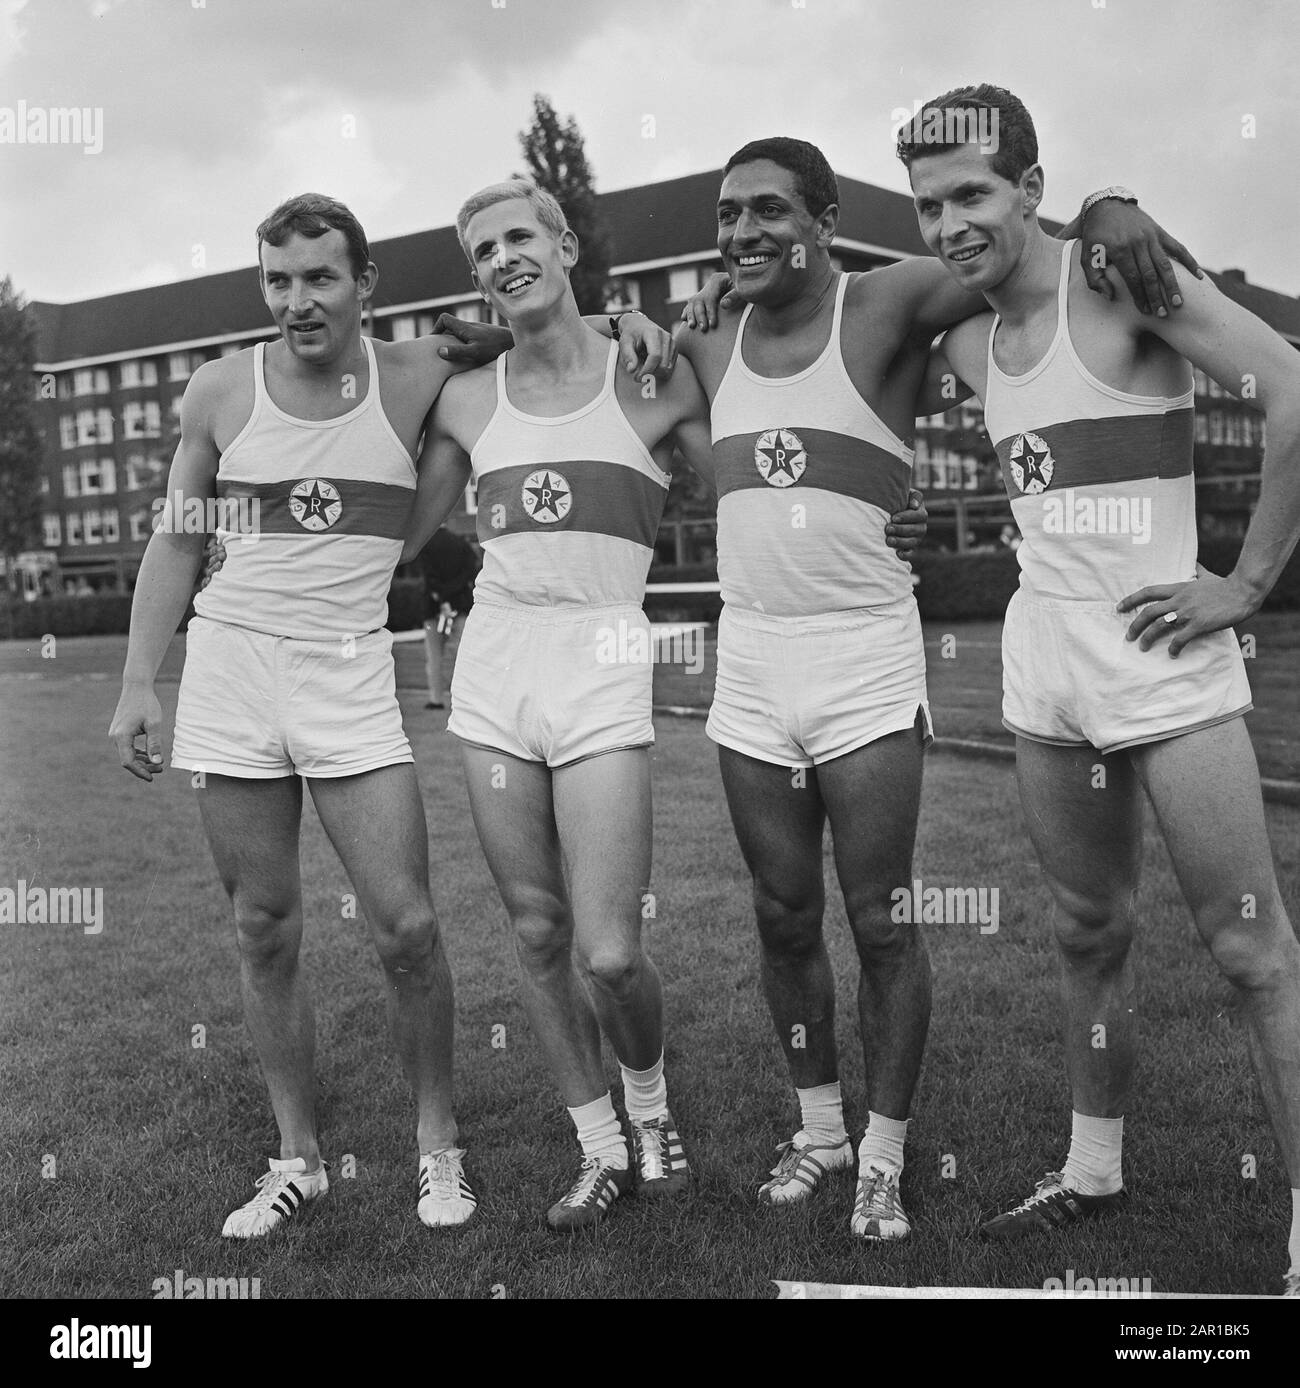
29 169 1300 361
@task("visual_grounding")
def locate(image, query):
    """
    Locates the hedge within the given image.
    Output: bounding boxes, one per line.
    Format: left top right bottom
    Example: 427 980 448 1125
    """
4 542 1296 639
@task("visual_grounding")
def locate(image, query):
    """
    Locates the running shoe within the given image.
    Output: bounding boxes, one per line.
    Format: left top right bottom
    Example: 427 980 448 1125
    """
418 1147 478 1227
980 1170 1127 1239
850 1161 910 1241
546 1157 632 1231
221 1156 328 1239
629 1113 691 1197
758 1134 853 1206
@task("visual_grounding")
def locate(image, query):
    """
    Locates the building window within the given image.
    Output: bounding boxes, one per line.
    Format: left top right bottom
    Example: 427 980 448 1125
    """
102 508 120 543
1208 377 1223 399
1194 412 1208 444
129 509 153 542
1209 411 1224 445
66 512 82 545
76 410 98 445
121 361 140 388
59 416 77 449
62 464 80 497
169 396 182 421
79 458 116 494
83 509 103 544
42 514 61 547
1225 414 1241 446
168 352 198 381
667 266 701 303
220 342 244 358
1193 368 1208 397
603 279 642 315
123 401 161 439
121 359 159 388
390 316 417 342
96 408 114 442
73 368 109 396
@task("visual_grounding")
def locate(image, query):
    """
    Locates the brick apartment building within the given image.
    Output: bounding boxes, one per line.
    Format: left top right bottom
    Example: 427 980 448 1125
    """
15 170 1300 595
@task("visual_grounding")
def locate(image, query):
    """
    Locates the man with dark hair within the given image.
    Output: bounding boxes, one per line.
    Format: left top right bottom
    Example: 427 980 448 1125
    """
110 191 673 1239
675 134 1194 1241
905 85 1300 1294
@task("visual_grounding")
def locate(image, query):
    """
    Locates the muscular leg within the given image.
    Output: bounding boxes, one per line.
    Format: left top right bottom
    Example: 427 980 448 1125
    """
460 744 604 1108
197 774 318 1166
718 746 833 1088
1016 739 1143 1123
554 747 661 1072
817 717 929 1121
308 764 456 1153
1133 719 1300 1188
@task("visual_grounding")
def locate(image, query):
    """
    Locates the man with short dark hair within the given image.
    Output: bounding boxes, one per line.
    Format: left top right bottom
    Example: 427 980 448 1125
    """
904 84 1300 1293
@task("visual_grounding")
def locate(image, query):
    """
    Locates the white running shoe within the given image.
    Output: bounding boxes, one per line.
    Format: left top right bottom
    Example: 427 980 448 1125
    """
758 1133 854 1206
221 1157 328 1239
850 1161 910 1241
417 1147 478 1228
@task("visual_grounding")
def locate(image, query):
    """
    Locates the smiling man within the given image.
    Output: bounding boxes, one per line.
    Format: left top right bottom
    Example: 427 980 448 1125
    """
396 179 719 1230
108 192 667 1240
903 84 1300 1293
673 136 1196 1242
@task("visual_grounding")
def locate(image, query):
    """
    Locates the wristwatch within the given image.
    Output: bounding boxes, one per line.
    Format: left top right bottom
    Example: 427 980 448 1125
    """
609 309 646 339
1081 186 1138 218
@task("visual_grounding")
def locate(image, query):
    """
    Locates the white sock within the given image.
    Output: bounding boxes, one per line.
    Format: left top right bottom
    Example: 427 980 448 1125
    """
567 1093 628 1168
795 1082 849 1148
620 1053 668 1124
1289 1189 1300 1274
1061 1111 1124 1196
858 1111 908 1172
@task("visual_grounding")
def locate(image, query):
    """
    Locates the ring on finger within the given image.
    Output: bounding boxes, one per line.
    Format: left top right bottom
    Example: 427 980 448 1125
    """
1163 611 1178 625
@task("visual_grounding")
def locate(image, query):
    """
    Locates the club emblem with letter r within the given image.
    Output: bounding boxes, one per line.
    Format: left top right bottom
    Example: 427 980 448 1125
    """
521 469 572 523
289 478 343 530
754 428 807 487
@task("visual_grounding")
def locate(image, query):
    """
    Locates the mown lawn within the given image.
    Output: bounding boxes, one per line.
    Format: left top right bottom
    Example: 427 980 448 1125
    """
1 628 1297 1300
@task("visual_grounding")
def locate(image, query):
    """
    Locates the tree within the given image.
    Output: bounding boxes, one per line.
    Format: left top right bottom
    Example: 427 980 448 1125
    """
518 95 613 314
0 277 43 598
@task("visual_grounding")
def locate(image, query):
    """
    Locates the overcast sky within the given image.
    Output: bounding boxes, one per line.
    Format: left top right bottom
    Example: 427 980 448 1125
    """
3 0 1298 306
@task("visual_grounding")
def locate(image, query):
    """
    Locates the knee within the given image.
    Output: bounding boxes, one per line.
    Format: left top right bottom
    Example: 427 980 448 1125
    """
753 880 823 961
579 942 643 1001
1050 883 1136 967
373 906 437 974
511 901 571 974
845 888 921 963
1200 895 1295 991
233 899 298 967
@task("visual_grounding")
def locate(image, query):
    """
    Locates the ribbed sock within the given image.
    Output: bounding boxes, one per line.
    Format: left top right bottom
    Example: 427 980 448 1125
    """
620 1053 668 1124
794 1081 849 1148
858 1111 909 1172
567 1093 628 1168
1061 1111 1124 1196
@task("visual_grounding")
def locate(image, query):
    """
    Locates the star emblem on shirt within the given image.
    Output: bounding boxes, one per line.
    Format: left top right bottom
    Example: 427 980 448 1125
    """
288 478 343 530
1008 432 1055 494
753 428 807 487
520 469 572 523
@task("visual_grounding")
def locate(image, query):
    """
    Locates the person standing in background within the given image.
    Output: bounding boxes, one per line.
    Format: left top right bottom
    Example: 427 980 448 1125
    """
417 525 480 710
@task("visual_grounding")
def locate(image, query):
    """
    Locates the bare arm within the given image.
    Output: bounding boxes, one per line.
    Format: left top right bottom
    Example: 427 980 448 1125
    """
1117 273 1300 651
109 364 222 778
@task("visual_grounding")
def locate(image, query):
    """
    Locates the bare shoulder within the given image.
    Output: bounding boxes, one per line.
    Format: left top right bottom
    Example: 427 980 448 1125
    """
436 360 497 436
189 349 253 442
674 312 739 394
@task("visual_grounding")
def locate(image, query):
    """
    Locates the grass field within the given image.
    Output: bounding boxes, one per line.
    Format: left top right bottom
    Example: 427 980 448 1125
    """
1 623 1298 1300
